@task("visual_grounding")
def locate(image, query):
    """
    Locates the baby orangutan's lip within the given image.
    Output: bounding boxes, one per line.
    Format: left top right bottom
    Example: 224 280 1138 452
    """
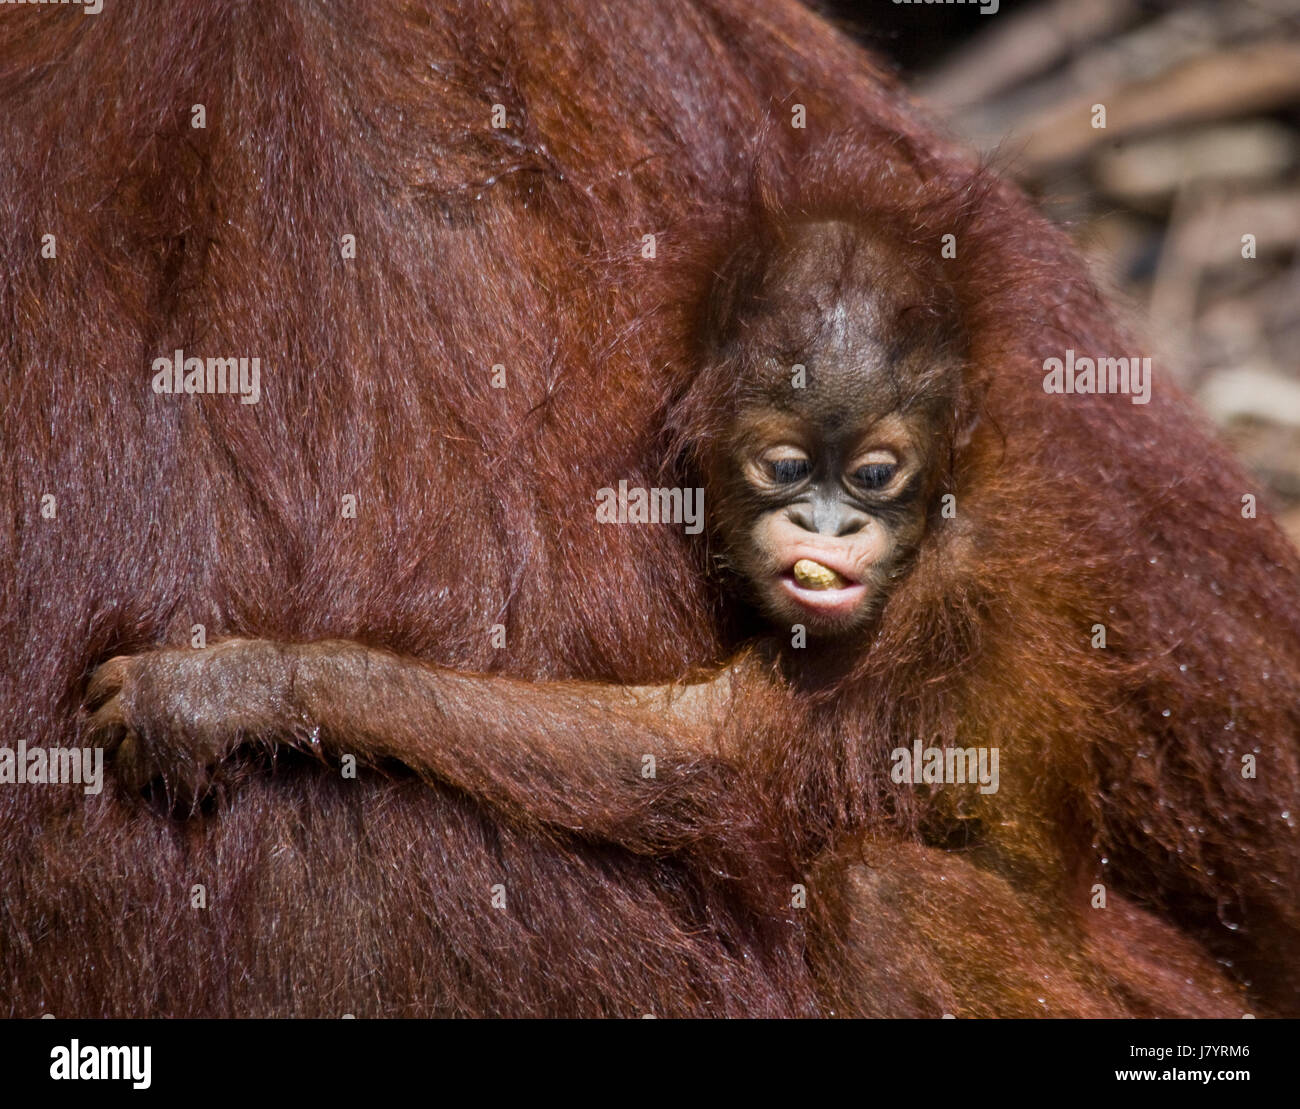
778 574 868 614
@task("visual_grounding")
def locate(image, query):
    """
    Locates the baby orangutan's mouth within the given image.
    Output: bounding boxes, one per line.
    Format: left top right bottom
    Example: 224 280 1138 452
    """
777 556 868 616
792 558 846 589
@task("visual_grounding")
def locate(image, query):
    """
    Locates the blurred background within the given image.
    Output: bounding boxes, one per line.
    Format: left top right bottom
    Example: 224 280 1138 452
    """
822 0 1300 542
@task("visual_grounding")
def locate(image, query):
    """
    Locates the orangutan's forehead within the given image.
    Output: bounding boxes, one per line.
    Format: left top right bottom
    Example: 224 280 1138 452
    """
741 332 928 424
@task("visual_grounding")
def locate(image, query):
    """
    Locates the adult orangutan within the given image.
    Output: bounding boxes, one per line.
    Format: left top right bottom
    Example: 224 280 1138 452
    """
3 0 1298 1017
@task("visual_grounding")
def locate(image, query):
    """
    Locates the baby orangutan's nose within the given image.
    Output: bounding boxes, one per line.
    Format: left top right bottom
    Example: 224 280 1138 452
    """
785 500 868 537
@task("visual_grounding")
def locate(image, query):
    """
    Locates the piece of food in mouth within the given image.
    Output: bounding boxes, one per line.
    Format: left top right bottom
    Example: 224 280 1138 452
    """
792 558 847 590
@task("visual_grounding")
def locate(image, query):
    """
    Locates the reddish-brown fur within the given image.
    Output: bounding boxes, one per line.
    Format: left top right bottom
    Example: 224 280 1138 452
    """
2 0 1297 1017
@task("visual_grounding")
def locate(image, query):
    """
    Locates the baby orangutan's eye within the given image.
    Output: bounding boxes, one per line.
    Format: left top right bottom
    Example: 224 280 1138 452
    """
770 457 811 484
854 461 897 489
753 445 811 486
850 450 901 491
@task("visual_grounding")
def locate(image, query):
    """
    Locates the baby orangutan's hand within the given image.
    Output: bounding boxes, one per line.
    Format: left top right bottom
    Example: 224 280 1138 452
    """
84 638 302 801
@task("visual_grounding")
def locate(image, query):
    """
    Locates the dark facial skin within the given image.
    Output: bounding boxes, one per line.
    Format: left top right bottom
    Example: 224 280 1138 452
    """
704 220 962 638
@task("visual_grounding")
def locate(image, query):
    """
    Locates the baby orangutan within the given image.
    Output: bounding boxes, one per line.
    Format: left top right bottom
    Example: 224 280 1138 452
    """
86 217 963 809
83 217 1255 1016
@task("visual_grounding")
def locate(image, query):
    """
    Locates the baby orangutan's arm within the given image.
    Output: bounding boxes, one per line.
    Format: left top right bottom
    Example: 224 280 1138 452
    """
85 639 747 852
